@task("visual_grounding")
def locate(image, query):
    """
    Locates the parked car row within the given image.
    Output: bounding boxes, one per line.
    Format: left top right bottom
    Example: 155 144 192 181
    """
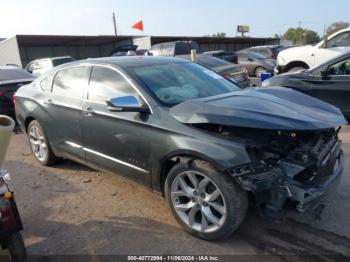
276 27 350 74
149 41 249 87
236 51 276 77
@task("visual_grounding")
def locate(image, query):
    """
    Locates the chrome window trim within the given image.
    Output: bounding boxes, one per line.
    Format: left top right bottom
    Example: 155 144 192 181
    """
65 141 149 174
45 62 154 113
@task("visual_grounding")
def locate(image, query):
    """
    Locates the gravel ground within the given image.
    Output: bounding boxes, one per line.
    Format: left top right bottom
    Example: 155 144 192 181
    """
1 126 350 261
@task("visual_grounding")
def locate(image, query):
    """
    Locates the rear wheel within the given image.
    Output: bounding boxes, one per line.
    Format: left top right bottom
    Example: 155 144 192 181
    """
27 120 58 166
165 160 248 240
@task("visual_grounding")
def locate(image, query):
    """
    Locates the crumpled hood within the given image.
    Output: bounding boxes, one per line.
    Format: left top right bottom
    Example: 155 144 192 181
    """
170 87 347 130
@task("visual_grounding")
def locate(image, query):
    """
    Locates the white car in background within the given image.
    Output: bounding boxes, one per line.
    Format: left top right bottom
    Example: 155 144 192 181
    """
25 56 75 77
275 28 350 74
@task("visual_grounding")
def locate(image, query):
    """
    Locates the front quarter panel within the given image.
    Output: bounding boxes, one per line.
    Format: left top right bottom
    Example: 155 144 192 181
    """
150 108 251 192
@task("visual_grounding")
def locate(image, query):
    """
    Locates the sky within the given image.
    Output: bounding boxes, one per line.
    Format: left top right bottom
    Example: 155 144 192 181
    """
0 0 349 38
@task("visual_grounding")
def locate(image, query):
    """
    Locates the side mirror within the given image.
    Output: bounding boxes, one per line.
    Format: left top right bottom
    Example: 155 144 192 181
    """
248 58 254 62
106 95 150 113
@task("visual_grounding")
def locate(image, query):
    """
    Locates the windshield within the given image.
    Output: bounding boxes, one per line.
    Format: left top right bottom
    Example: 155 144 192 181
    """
247 52 268 59
52 57 75 67
129 62 240 106
197 55 231 68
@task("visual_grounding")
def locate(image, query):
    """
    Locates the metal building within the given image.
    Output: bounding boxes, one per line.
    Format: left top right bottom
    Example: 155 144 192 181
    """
0 34 279 68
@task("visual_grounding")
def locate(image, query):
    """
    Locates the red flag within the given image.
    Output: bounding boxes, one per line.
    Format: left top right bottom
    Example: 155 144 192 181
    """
132 20 143 31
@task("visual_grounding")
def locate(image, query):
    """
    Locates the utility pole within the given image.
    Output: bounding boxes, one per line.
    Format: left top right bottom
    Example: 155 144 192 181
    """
298 21 302 44
112 12 117 37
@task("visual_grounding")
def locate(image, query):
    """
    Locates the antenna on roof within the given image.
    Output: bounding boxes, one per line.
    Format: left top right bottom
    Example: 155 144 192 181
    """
112 12 118 37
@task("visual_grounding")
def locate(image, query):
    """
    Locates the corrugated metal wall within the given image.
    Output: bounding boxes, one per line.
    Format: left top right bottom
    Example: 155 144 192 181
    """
0 37 22 67
19 39 133 67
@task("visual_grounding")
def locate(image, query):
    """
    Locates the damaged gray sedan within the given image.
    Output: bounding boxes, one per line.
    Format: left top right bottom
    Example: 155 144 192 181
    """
15 57 347 240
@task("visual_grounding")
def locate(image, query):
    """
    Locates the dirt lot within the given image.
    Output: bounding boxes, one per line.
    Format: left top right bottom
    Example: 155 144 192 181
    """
2 126 350 261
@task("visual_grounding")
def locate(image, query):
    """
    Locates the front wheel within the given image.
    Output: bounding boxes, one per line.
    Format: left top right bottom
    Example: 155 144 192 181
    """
7 232 27 262
165 160 248 240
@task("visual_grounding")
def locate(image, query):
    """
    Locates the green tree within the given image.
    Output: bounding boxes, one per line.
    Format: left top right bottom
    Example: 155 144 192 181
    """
326 21 349 36
283 27 320 45
304 30 320 44
283 27 304 44
212 32 226 37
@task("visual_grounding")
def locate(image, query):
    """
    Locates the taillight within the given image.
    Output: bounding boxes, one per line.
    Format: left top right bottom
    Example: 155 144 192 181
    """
223 73 231 78
243 67 249 80
12 94 16 104
0 197 16 230
0 90 4 97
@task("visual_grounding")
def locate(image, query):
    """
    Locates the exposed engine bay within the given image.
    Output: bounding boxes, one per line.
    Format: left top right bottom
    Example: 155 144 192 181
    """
194 124 344 220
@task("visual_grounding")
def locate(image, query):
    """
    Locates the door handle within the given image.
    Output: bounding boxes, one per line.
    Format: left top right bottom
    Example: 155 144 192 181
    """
44 99 53 105
83 107 94 116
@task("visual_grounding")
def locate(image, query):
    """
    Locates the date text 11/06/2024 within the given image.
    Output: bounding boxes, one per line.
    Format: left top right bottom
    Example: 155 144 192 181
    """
127 256 219 261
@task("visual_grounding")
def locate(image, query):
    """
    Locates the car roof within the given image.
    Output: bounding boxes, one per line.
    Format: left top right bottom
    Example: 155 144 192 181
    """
328 27 350 38
58 56 190 69
32 56 73 62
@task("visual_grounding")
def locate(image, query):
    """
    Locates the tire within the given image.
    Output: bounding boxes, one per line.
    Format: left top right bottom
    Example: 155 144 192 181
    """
165 159 248 240
7 232 27 262
287 66 307 72
254 66 265 78
27 120 58 166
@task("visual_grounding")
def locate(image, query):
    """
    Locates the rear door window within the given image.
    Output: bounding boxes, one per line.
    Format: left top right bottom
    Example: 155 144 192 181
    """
52 66 89 98
88 66 138 103
40 74 54 92
238 53 249 61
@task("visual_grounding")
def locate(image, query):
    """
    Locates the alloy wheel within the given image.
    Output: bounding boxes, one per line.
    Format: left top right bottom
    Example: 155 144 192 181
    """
170 171 227 233
29 125 48 162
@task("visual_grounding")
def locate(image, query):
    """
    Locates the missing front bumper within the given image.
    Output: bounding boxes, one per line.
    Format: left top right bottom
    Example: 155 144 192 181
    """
290 152 343 212
252 151 344 221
